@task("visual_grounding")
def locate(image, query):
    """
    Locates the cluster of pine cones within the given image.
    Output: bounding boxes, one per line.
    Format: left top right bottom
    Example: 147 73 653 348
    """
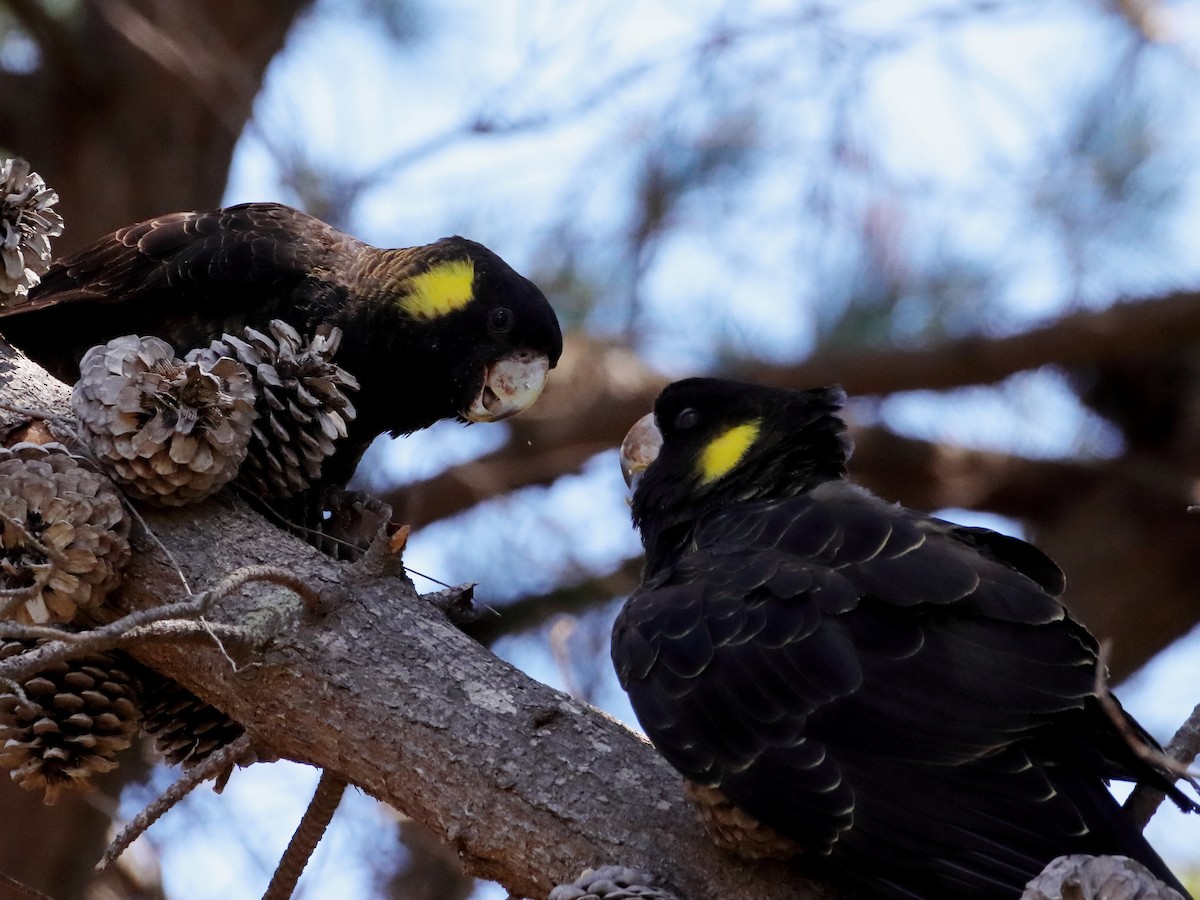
72 319 358 506
0 437 255 803
0 635 244 803
0 316 354 802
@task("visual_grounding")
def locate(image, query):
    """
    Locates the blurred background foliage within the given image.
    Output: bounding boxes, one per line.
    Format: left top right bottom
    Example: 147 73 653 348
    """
2 0 1200 897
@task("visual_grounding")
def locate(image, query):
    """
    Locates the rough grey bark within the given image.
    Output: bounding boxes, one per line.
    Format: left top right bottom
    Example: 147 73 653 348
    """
0 339 837 900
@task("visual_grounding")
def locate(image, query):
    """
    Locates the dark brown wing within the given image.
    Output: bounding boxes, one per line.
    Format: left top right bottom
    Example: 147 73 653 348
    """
0 202 360 380
613 480 1190 899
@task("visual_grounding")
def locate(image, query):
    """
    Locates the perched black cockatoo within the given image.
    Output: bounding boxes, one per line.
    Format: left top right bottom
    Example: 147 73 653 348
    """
0 201 563 488
613 377 1197 899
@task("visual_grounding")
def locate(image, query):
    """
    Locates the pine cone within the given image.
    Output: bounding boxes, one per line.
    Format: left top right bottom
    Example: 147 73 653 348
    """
0 640 142 804
0 442 130 625
549 866 682 900
194 320 358 498
72 335 257 506
0 157 64 301
684 781 801 860
1023 854 1188 900
139 671 245 770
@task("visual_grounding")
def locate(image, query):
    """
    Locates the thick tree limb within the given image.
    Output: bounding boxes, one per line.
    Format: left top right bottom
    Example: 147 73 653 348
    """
0 342 836 899
111 499 829 899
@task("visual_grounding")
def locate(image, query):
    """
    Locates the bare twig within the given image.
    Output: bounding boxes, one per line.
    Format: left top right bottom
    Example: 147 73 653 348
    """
120 619 257 651
0 564 320 683
1095 643 1198 780
462 559 641 645
203 564 324 615
0 516 66 618
261 769 348 900
123 499 192 596
0 870 55 900
0 597 212 683
1093 643 1200 829
0 618 253 649
1125 698 1200 829
98 733 256 871
0 401 63 421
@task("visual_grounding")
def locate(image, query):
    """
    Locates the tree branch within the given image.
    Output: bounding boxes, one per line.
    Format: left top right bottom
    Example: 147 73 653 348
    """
743 290 1200 395
394 293 1200 529
0 340 837 899
464 558 642 646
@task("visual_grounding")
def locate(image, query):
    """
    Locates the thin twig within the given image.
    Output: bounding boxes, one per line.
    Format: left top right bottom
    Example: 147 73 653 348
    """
0 400 62 421
120 619 256 650
123 499 192 595
0 565 315 683
0 571 50 619
54 419 193 596
199 616 244 671
261 769 348 900
203 564 324 615
1094 643 1199 780
0 597 213 683
0 515 65 618
98 733 256 871
0 619 250 647
1125 698 1200 829
0 870 55 900
1093 643 1200 830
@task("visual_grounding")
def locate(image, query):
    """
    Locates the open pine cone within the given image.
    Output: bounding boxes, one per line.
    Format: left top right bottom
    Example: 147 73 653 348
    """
72 335 257 506
0 640 142 804
0 442 130 625
0 156 64 301
193 320 358 498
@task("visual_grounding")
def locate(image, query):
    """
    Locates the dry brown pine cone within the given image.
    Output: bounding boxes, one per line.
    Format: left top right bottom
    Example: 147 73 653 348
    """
0 442 130 625
193 320 358 498
0 156 64 301
0 640 142 804
72 334 257 506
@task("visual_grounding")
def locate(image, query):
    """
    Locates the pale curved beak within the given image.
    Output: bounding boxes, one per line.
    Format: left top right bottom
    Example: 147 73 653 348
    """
619 412 663 490
464 349 551 422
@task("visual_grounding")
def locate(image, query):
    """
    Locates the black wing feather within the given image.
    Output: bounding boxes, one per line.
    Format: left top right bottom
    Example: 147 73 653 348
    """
0 203 355 381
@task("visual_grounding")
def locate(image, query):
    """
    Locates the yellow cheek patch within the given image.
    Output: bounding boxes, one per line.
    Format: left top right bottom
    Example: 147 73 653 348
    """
398 258 476 320
698 420 761 484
